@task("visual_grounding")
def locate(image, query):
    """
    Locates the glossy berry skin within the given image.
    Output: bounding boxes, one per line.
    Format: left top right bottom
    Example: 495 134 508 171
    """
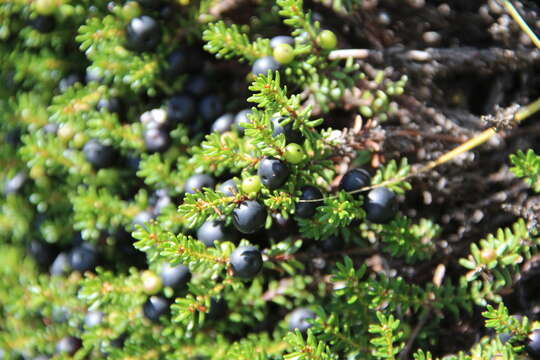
288 308 316 334
270 35 294 48
132 210 154 230
527 329 540 358
96 97 123 115
31 15 55 33
258 158 290 190
4 171 27 195
70 243 97 272
84 311 104 328
198 95 224 122
318 30 337 50
232 201 267 234
218 179 238 196
144 127 171 153
295 186 323 218
211 113 234 134
125 16 161 53
50 252 71 276
141 270 163 295
230 246 263 279
59 73 83 92
184 174 215 194
234 109 252 135
271 116 301 143
242 176 262 195
339 168 371 195
273 43 295 65
83 139 114 169
167 95 196 124
197 220 234 247
160 263 191 290
252 56 280 76
55 336 82 355
143 296 169 323
365 187 397 224
284 143 305 164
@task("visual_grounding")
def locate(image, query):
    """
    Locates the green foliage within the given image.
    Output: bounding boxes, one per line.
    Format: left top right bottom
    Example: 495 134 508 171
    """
510 149 540 192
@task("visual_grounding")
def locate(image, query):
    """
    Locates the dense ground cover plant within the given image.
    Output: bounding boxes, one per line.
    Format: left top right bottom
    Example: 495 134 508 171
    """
1 0 540 359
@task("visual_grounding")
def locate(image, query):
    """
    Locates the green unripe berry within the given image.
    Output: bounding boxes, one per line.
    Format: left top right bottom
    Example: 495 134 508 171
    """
284 143 305 164
242 175 262 195
141 270 163 295
318 30 337 50
273 44 295 65
35 0 57 15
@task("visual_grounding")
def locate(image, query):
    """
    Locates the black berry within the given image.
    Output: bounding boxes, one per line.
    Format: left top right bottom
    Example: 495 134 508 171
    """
132 210 154 231
232 201 267 234
288 308 315 334
43 123 59 135
207 297 227 320
295 186 323 218
125 16 161 53
55 336 82 355
364 187 397 224
198 95 224 122
83 139 114 169
271 116 302 143
167 95 196 124
185 75 211 98
84 310 104 328
258 158 290 190
270 35 294 48
96 97 123 115
184 174 215 194
159 263 191 290
70 243 97 272
527 329 540 358
230 246 263 279
320 236 344 252
59 73 83 92
211 113 234 134
144 127 171 153
166 49 189 76
50 252 71 276
4 171 27 195
339 168 371 195
234 109 252 135
143 296 169 322
197 220 235 247
31 15 55 33
252 56 280 76
28 240 57 269
217 179 238 196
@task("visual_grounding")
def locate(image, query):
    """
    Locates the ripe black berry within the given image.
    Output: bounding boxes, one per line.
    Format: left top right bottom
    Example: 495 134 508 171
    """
159 263 191 290
252 56 280 76
198 95 224 122
150 189 172 216
288 308 315 334
258 158 290 190
527 329 540 358
4 171 27 195
230 246 263 279
184 174 215 194
84 310 104 328
83 139 114 169
234 109 252 135
270 35 294 48
55 336 82 355
28 240 57 269
50 252 71 276
211 113 234 134
59 73 83 92
320 236 344 252
30 15 55 33
125 16 161 53
207 296 227 320
232 201 267 234
197 220 236 247
339 168 371 195
132 210 154 231
96 97 123 115
365 187 397 224
295 186 323 218
217 179 237 196
185 75 211 98
144 127 171 153
167 95 196 124
166 49 189 76
143 296 169 322
70 243 97 272
271 116 301 143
